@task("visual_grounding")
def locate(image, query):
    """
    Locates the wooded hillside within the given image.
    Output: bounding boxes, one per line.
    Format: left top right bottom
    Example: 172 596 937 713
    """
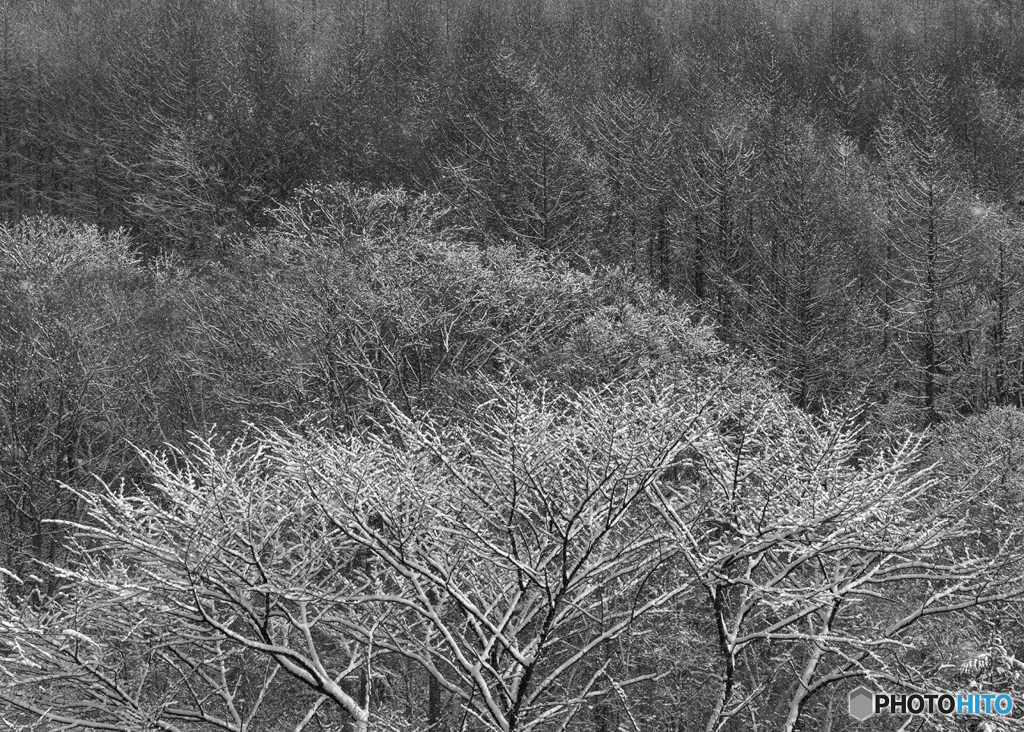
3 0 1024 730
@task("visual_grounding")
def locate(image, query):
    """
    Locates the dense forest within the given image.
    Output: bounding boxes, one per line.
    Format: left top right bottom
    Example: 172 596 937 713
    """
4 0 1024 729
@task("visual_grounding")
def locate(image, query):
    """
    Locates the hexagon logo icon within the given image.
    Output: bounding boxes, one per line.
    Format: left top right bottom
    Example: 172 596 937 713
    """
849 686 874 721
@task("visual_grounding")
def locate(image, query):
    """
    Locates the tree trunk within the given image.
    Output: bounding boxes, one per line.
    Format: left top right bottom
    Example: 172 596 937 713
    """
428 674 443 729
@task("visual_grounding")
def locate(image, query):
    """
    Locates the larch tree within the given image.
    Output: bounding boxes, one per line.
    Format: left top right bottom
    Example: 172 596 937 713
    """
746 124 859 411
675 95 760 341
444 52 603 256
874 71 975 423
582 89 674 281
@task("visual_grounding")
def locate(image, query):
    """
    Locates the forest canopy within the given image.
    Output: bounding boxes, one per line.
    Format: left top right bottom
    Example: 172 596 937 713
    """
4 0 1024 730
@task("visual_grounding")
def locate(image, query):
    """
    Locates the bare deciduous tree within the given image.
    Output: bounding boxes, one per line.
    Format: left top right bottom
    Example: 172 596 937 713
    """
0 376 723 731
656 399 1024 732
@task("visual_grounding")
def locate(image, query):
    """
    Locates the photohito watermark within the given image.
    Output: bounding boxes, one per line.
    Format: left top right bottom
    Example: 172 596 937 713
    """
848 687 1014 721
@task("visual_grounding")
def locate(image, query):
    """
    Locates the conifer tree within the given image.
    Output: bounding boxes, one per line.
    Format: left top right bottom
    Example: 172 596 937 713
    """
675 98 759 340
444 52 602 255
875 71 974 422
583 90 674 279
746 125 860 410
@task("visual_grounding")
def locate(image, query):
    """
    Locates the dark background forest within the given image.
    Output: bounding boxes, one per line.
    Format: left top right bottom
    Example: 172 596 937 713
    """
9 0 1024 420
5 0 1024 730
